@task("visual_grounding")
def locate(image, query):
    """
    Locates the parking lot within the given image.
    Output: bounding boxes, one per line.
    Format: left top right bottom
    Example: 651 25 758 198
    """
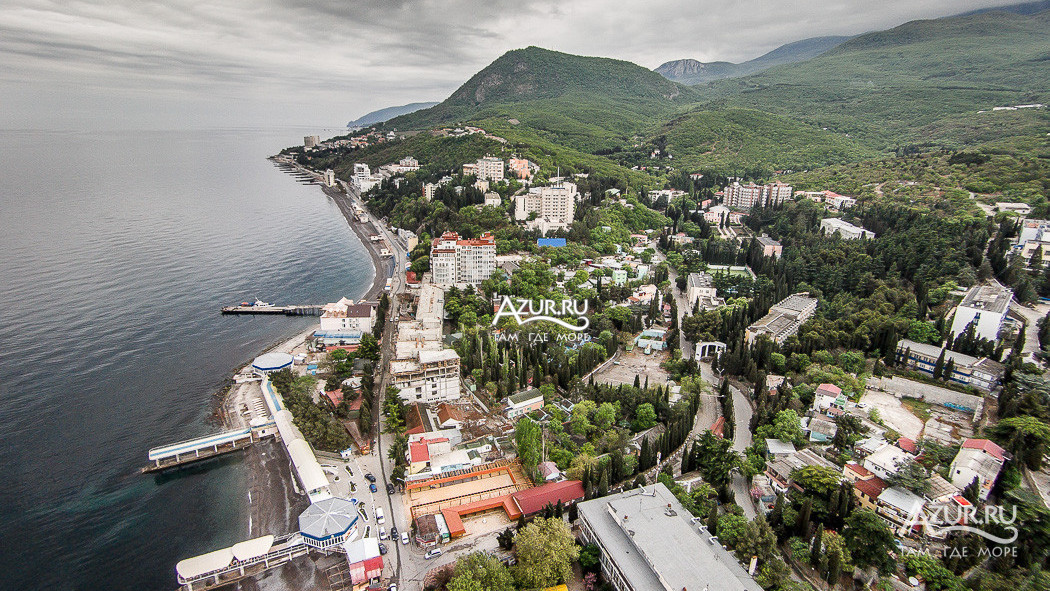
592 348 671 387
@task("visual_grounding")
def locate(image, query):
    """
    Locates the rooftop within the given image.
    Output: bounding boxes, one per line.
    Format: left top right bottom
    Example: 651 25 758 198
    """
511 480 584 516
298 497 359 541
508 388 543 406
577 483 763 591
960 438 1006 462
959 281 1013 315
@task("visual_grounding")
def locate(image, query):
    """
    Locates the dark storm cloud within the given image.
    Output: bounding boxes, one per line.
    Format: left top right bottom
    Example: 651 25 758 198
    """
0 0 1027 128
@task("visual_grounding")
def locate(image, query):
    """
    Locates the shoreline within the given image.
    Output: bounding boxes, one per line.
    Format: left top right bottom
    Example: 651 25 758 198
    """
206 164 389 591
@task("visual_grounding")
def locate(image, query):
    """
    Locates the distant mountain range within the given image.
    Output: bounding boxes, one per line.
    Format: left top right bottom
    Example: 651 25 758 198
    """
347 102 439 127
655 36 852 85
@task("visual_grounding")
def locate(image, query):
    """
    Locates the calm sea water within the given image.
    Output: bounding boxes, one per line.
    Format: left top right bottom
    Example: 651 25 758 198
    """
0 128 372 590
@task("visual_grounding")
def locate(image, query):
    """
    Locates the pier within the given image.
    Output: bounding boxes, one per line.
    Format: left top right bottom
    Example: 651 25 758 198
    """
221 304 324 316
143 419 276 473
176 533 309 591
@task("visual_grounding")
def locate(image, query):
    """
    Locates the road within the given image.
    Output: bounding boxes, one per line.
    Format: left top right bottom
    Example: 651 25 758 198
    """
653 249 694 361
1010 301 1049 364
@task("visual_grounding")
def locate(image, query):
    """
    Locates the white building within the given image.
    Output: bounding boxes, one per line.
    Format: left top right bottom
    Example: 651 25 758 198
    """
397 156 420 172
949 439 1006 500
820 218 875 240
722 181 792 209
745 293 818 344
996 202 1032 216
483 192 502 207
703 205 731 225
323 169 336 187
304 135 320 148
686 272 724 310
1016 219 1050 267
392 285 461 404
514 182 577 233
949 280 1013 342
423 183 437 202
430 231 496 286
352 163 382 192
862 444 913 480
475 156 505 182
316 298 376 344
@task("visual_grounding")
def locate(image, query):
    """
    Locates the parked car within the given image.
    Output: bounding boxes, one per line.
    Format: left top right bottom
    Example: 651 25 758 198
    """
386 483 396 495
379 527 388 540
424 548 442 560
364 473 376 483
390 526 398 538
369 483 378 493
378 542 387 555
401 532 410 545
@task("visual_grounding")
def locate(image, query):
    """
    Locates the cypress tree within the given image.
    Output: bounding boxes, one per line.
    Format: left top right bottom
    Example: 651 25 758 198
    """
810 523 823 567
827 547 842 585
707 504 719 536
796 498 813 538
932 348 946 380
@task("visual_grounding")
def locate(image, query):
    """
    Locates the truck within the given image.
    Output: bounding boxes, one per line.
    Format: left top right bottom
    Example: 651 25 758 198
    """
385 278 393 292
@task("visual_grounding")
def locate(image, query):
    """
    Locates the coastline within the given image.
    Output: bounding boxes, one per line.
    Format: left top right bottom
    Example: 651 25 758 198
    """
209 164 388 591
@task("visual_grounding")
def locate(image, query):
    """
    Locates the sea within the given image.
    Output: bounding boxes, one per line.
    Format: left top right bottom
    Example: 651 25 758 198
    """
0 128 373 591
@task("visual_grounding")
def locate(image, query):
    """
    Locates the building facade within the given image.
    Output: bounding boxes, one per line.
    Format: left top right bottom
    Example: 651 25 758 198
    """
430 231 497 286
820 218 875 240
895 339 1005 391
475 156 505 181
514 182 577 233
722 181 792 209
949 280 1013 342
745 293 818 344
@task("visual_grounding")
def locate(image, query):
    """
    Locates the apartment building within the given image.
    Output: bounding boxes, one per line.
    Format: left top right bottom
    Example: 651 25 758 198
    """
514 182 577 233
895 339 1005 391
391 285 461 404
475 156 505 181
722 181 792 209
949 280 1014 342
745 292 818 344
430 231 497 286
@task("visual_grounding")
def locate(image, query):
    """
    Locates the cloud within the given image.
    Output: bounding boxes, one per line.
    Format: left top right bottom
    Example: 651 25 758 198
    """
0 0 1026 128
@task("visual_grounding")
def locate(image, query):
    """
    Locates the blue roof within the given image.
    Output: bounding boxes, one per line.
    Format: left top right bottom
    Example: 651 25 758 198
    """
537 238 567 247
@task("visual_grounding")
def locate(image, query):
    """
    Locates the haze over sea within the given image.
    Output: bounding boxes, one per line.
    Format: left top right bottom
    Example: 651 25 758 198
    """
0 128 372 590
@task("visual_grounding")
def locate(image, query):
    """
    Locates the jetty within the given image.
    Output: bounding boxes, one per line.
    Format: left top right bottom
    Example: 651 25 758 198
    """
142 418 277 473
221 304 324 316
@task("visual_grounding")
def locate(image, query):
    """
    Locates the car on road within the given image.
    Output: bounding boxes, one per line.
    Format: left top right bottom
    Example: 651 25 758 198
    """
364 473 376 483
401 532 410 545
386 483 396 495
369 483 378 493
390 526 398 538
378 542 387 555
424 548 442 560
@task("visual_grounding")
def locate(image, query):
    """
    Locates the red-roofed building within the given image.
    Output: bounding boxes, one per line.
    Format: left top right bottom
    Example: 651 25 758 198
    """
843 463 873 481
409 441 430 465
815 383 842 397
853 476 888 511
511 480 585 517
950 438 1007 500
325 390 344 407
897 437 918 454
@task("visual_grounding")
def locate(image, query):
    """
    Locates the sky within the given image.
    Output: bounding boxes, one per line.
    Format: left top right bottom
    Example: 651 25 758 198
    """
0 0 1027 130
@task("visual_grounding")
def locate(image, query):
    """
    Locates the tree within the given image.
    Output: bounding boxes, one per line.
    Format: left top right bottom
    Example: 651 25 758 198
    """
791 466 842 498
842 510 896 574
578 543 600 572
447 552 514 591
515 416 543 478
497 527 515 550
988 415 1050 470
633 402 657 431
735 516 788 589
513 517 579 588
756 409 805 446
886 458 932 496
796 497 813 538
932 348 946 380
810 523 823 567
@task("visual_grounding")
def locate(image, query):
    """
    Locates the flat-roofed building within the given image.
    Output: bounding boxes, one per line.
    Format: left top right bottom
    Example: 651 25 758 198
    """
475 156 505 181
756 235 783 258
723 181 792 209
686 272 725 311
949 280 1013 342
515 182 577 234
745 292 818 344
949 438 1007 500
577 483 763 591
820 218 875 240
430 231 496 286
895 339 1005 391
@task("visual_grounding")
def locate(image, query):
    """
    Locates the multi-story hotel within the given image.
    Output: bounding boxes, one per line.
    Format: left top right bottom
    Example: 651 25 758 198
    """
514 182 577 233
430 231 496 286
722 181 792 209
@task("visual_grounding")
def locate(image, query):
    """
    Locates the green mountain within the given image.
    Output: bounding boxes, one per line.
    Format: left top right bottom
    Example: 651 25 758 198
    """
382 46 698 151
347 102 438 127
655 36 851 85
695 9 1050 149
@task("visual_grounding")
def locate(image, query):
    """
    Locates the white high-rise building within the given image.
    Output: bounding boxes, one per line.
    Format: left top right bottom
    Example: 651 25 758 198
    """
723 181 792 209
430 231 496 286
514 182 577 233
475 157 505 182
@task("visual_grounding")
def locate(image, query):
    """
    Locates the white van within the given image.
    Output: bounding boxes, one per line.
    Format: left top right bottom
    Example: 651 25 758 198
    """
375 506 386 525
379 526 388 540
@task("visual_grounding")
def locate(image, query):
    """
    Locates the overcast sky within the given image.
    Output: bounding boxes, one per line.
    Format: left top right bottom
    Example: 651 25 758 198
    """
0 0 1025 130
